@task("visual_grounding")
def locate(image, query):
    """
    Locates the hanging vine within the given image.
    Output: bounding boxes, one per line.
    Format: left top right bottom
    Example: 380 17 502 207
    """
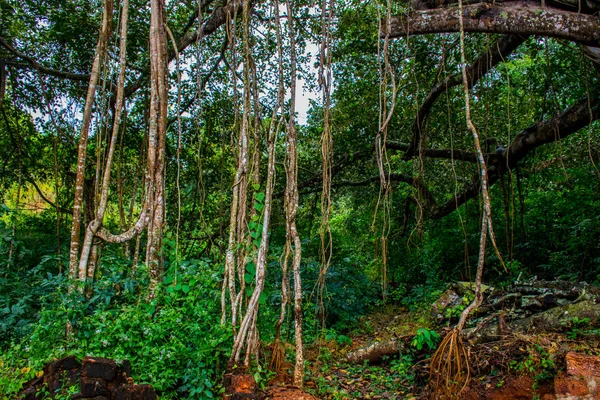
374 0 397 301
283 0 304 387
315 0 335 330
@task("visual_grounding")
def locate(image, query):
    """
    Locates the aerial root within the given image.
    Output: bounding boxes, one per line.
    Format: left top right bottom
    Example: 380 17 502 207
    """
428 328 470 399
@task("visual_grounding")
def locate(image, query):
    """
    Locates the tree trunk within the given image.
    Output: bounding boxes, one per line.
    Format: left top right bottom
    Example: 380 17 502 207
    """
145 0 169 299
78 0 129 282
68 0 114 285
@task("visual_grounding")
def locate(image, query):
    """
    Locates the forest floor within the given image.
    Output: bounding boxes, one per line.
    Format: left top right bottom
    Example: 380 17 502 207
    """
301 305 427 399
286 297 600 400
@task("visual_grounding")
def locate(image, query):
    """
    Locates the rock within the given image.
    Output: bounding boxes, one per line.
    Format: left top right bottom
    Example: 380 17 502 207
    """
80 377 110 397
231 373 256 393
554 372 593 399
112 384 157 400
346 336 408 363
553 353 600 399
521 295 544 310
82 356 117 381
118 360 132 378
566 352 600 378
431 288 462 320
43 356 81 375
464 300 600 344
225 373 257 399
456 281 492 295
18 356 155 400
462 375 556 400
18 386 39 400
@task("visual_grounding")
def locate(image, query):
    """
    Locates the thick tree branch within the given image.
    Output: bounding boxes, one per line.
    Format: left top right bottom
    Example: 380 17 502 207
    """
432 93 600 218
0 37 90 82
384 2 600 46
297 93 598 221
403 34 528 158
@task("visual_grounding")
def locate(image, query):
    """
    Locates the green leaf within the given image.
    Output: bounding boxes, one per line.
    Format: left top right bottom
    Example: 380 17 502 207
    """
254 202 264 211
259 292 267 305
246 262 256 275
254 192 265 202
252 183 260 191
182 285 190 293
244 273 254 284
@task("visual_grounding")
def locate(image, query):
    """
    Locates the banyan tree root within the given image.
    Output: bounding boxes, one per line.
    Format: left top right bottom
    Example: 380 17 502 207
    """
426 329 470 399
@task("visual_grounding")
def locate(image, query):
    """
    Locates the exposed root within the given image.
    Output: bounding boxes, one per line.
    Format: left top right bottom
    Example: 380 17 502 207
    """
428 329 470 399
270 338 285 374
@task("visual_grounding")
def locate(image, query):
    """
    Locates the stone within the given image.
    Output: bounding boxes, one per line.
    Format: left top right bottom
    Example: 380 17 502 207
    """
112 384 157 400
18 386 39 400
82 356 117 381
566 352 600 378
118 360 132 378
54 355 81 371
431 289 462 320
554 372 590 398
521 295 543 310
80 377 110 397
230 374 256 394
43 355 81 376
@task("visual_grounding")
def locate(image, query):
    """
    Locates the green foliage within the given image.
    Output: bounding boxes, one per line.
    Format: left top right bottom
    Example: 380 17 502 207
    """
510 343 556 385
411 328 441 351
444 291 475 320
0 256 231 398
324 329 353 347
567 317 595 340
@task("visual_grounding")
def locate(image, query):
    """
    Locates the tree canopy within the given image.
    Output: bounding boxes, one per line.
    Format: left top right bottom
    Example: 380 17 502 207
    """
0 0 599 397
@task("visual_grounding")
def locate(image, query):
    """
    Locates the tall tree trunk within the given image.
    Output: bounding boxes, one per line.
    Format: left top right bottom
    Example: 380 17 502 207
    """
78 0 130 282
145 0 169 299
68 0 114 286
284 0 304 387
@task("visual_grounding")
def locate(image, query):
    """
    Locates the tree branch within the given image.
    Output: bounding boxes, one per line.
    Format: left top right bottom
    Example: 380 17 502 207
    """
0 37 90 82
23 173 72 214
403 34 528 158
384 2 600 46
432 92 600 218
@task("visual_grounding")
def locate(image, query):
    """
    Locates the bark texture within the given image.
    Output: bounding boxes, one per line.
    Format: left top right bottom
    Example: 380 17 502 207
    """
68 0 114 284
384 2 600 46
145 0 169 298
